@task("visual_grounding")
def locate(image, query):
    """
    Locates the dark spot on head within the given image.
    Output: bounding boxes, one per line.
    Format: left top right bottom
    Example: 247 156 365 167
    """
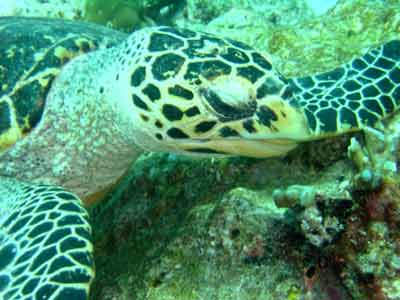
184 60 232 81
219 127 239 137
162 104 183 121
148 33 184 52
281 86 293 100
183 38 217 59
167 127 189 139
251 52 272 70
132 95 149 111
226 38 253 50
155 133 163 140
256 106 278 127
142 84 161 101
131 66 146 87
185 106 200 117
99 86 104 94
155 120 163 128
152 53 185 81
168 85 194 100
256 77 284 99
237 66 265 83
220 47 249 64
243 119 256 133
195 121 217 133
140 114 149 122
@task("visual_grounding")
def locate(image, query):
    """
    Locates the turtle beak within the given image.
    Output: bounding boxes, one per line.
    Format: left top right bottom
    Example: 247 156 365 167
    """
180 138 299 158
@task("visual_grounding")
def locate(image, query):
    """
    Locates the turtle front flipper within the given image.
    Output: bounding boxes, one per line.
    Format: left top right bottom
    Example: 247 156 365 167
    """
0 177 94 300
289 40 400 136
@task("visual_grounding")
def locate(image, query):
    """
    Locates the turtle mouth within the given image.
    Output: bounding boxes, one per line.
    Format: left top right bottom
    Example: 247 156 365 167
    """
180 138 299 158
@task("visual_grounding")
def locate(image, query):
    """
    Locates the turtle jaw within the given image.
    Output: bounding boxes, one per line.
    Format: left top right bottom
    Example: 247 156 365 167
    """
169 138 300 158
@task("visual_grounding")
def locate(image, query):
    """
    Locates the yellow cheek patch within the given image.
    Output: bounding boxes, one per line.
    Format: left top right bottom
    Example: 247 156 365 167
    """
0 98 23 153
0 124 22 153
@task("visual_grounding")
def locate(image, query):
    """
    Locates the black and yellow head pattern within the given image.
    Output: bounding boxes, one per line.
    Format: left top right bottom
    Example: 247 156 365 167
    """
125 27 309 158
124 27 400 158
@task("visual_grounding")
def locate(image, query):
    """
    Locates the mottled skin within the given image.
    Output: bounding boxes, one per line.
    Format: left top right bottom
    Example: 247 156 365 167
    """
0 17 399 300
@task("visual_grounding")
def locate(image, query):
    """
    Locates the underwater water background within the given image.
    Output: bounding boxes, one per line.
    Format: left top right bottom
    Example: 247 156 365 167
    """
1 0 400 299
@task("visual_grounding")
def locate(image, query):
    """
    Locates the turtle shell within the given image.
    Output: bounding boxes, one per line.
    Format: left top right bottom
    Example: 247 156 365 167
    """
0 17 127 152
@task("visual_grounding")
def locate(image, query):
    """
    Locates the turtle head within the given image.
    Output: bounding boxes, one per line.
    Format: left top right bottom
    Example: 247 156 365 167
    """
126 27 310 158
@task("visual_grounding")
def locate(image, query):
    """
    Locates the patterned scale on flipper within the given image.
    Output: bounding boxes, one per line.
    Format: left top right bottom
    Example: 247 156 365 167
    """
288 40 400 136
0 177 93 300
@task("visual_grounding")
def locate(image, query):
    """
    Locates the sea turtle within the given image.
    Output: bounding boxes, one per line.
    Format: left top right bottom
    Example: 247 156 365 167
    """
0 16 398 300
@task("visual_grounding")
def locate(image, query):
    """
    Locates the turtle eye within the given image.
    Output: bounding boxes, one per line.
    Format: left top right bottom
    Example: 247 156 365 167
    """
199 87 257 122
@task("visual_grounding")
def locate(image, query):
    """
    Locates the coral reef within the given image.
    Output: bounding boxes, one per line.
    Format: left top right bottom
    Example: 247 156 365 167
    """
3 0 400 299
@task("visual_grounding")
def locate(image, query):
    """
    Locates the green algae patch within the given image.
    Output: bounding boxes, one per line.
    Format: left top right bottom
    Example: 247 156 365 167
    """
268 0 400 77
84 0 143 32
83 0 185 32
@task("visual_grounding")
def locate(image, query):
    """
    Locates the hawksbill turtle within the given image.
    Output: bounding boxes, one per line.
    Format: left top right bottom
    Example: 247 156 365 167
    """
0 16 398 300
